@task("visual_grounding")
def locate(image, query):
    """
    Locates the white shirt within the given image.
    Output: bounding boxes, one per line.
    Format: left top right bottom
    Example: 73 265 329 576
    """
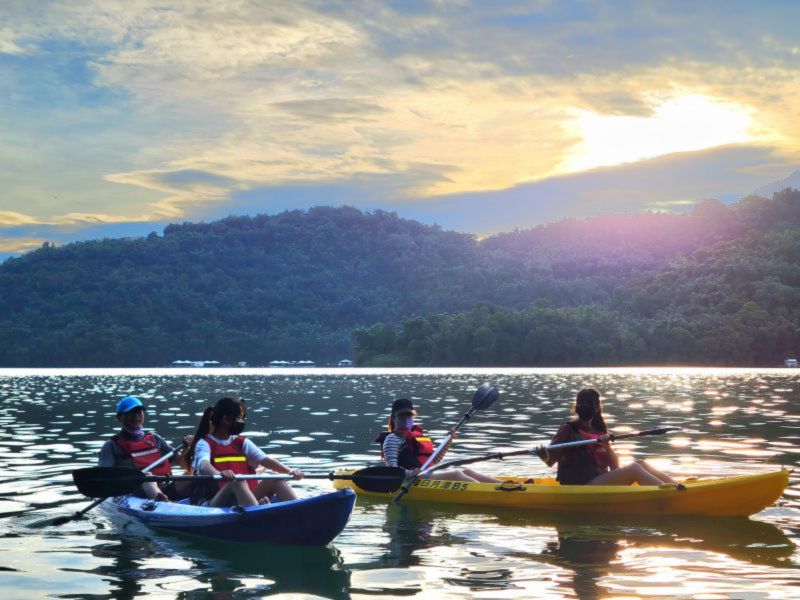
193 435 268 472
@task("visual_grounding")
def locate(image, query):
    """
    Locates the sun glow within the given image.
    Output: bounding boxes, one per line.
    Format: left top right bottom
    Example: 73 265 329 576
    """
564 94 754 172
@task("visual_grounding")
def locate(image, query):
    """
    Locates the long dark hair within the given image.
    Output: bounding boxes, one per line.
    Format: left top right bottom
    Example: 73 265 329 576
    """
574 388 608 433
184 396 245 473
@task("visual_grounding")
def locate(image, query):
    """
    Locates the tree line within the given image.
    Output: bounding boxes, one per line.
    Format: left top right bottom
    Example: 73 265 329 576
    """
1 190 799 366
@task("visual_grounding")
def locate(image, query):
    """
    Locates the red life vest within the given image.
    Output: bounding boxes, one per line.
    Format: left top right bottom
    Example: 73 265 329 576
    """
113 433 172 476
577 429 612 467
375 426 434 469
206 435 258 490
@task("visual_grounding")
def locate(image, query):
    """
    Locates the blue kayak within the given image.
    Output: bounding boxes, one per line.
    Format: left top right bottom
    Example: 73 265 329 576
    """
105 488 356 545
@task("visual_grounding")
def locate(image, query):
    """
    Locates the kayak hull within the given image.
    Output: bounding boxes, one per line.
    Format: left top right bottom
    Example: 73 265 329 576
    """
333 469 789 517
105 488 356 545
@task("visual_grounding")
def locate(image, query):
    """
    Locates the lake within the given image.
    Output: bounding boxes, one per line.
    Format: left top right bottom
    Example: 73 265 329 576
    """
1 367 799 599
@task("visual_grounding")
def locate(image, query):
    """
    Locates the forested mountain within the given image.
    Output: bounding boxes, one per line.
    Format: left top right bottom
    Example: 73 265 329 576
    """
1 190 799 366
354 190 800 367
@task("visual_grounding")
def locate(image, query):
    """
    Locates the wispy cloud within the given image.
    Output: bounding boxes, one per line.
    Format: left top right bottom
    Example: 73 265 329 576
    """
0 0 799 255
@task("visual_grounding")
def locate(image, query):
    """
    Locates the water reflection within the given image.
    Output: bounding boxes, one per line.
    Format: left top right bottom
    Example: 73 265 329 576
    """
2 369 800 599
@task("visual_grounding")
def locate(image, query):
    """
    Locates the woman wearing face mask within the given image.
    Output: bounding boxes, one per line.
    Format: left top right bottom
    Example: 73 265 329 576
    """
184 396 304 507
376 398 499 483
535 389 681 487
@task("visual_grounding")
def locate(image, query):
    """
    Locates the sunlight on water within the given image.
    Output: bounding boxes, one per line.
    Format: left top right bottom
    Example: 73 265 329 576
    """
0 369 799 598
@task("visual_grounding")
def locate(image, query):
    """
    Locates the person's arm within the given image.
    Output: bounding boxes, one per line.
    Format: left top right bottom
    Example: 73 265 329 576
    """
97 440 118 467
536 423 574 466
246 439 304 480
193 439 221 477
383 435 417 476
431 428 457 464
382 434 402 467
152 432 173 456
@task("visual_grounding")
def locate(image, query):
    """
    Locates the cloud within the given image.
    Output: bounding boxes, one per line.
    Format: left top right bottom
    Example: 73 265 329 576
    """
0 27 25 55
0 212 39 226
0 237 46 254
0 0 799 254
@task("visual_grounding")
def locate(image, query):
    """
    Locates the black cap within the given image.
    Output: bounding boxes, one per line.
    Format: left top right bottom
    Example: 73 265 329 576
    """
391 398 415 414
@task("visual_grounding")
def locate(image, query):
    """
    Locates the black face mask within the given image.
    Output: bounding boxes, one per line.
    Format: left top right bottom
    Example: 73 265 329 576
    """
230 420 245 435
575 404 596 421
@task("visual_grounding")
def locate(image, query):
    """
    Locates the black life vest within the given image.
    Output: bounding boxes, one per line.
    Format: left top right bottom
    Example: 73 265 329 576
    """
375 426 434 469
113 432 172 476
555 421 610 485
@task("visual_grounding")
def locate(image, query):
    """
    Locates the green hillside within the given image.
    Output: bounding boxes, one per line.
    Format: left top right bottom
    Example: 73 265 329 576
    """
1 191 799 366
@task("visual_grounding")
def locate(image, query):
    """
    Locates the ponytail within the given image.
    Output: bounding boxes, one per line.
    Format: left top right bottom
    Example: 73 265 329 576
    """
183 406 214 474
592 413 608 434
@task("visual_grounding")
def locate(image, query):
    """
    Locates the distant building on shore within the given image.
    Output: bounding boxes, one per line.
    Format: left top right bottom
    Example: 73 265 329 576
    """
338 359 353 367
170 360 223 368
786 358 798 368
268 360 316 367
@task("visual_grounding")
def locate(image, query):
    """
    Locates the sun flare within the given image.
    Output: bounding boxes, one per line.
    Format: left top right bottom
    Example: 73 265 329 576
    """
563 94 754 172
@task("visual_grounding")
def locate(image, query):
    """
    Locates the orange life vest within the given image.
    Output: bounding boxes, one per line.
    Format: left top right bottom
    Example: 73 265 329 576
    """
113 433 172 476
206 435 258 490
376 426 434 469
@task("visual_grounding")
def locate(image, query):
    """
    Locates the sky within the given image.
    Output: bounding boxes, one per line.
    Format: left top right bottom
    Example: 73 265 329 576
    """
1 0 799 258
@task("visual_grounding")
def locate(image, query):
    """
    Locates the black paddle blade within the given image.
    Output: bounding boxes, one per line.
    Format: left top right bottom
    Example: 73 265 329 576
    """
348 466 405 494
72 466 147 498
472 382 499 410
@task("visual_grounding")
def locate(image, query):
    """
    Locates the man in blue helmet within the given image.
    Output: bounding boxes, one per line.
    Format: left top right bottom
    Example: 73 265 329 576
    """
98 396 191 501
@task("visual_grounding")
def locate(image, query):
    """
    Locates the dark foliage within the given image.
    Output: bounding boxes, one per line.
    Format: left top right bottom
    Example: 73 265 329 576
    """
2 190 800 366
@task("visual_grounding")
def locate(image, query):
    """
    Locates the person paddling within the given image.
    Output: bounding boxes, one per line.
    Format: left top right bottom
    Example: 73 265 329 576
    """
376 398 500 483
535 389 683 487
184 396 304 507
97 396 192 501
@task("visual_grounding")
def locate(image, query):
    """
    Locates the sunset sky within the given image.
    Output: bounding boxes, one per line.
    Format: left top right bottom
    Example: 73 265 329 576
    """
1 1 799 258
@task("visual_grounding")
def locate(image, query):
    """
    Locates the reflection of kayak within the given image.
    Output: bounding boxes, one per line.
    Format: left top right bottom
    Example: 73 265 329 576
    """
105 489 356 545
386 501 795 568
333 469 789 517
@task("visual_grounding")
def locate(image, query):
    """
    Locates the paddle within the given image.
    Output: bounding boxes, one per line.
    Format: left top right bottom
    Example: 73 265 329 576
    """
30 440 186 528
421 427 681 475
390 382 500 504
72 465 406 498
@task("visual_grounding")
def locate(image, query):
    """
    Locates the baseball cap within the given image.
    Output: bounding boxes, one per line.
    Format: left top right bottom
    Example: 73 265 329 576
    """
391 398 416 415
115 396 144 414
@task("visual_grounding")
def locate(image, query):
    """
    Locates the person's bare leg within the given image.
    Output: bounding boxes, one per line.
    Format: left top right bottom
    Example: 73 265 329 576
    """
588 463 663 486
635 460 678 484
209 480 259 507
462 468 501 483
253 480 298 502
428 469 478 482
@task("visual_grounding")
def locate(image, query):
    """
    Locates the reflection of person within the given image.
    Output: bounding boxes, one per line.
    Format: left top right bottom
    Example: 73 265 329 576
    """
184 396 304 507
542 528 619 600
536 389 682 486
376 398 499 482
97 396 192 500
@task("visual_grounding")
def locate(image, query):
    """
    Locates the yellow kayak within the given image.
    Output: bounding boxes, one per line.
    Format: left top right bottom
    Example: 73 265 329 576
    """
333 469 790 517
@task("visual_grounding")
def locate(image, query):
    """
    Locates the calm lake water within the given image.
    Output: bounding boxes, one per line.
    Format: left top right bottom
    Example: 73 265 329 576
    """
2 367 800 599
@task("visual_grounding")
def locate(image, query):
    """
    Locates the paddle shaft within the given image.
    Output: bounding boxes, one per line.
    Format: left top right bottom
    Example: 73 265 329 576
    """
133 472 381 483
72 465 408 497
421 427 679 475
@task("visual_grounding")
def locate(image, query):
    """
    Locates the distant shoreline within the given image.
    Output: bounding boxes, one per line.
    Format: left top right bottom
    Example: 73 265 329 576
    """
1 366 797 377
